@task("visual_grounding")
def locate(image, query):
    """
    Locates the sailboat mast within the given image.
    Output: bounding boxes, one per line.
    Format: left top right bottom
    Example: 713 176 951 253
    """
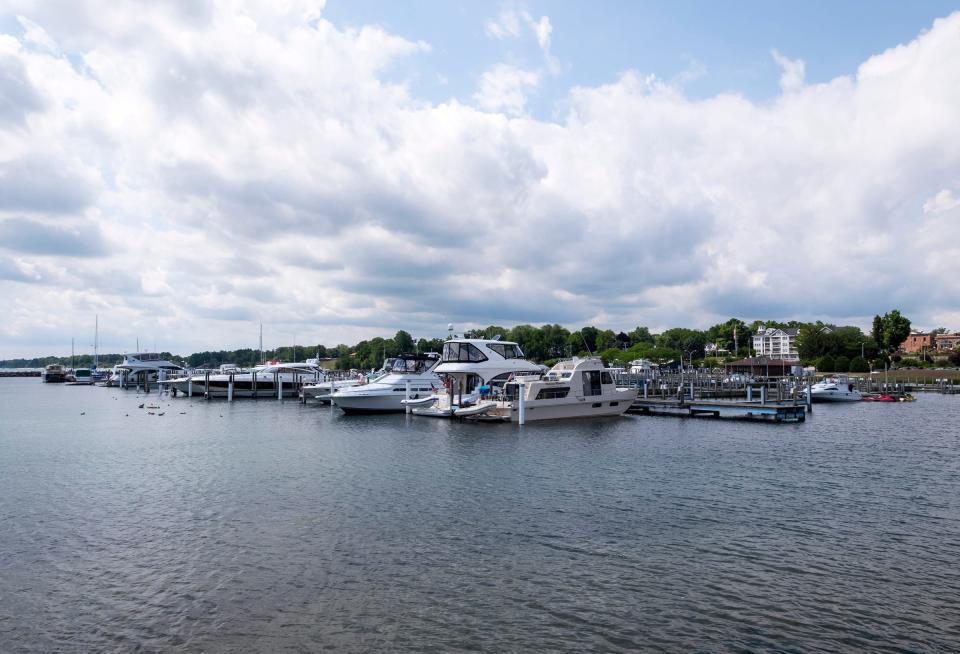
94 314 99 368
259 323 263 365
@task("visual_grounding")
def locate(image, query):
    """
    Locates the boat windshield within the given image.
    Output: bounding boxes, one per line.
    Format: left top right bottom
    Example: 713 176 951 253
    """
487 343 524 359
442 342 488 363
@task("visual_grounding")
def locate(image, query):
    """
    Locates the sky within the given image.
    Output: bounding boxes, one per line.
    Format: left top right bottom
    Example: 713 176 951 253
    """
1 1 960 358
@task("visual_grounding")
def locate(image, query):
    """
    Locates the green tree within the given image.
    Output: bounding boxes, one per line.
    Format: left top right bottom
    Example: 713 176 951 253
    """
393 330 414 354
816 355 835 373
849 356 869 372
628 326 654 346
881 310 911 353
834 355 850 373
656 328 707 359
595 329 617 352
871 315 884 349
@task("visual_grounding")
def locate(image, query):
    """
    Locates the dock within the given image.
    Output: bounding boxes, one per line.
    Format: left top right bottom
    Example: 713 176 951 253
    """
627 397 806 423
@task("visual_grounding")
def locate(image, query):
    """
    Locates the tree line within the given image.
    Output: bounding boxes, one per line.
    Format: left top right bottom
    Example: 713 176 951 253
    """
4 309 944 371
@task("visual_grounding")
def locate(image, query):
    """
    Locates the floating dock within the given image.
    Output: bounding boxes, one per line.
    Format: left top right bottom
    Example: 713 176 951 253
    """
627 398 806 423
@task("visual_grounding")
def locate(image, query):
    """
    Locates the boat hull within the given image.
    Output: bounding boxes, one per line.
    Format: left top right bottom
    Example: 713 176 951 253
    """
502 388 638 422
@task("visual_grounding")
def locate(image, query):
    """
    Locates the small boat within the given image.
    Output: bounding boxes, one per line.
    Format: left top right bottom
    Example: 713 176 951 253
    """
810 377 862 402
65 368 96 385
862 393 896 402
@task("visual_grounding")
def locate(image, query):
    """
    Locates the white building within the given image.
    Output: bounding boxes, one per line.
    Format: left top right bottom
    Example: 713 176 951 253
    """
752 326 800 361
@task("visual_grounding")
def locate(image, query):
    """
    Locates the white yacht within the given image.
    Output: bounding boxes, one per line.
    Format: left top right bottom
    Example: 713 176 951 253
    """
332 353 442 414
410 337 544 418
108 352 185 387
161 360 325 398
810 377 862 402
459 357 638 421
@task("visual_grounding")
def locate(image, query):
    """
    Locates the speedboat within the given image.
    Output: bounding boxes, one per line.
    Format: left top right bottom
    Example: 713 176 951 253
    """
810 377 862 402
108 352 185 388
160 360 326 398
465 357 639 422
411 337 544 418
332 353 442 414
41 364 67 383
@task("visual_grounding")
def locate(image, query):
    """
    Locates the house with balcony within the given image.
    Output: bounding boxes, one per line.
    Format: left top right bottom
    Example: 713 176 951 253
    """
752 326 800 362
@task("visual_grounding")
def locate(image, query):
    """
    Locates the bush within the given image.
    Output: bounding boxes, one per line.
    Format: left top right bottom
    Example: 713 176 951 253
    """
834 355 850 373
898 357 921 368
816 355 835 373
849 356 869 372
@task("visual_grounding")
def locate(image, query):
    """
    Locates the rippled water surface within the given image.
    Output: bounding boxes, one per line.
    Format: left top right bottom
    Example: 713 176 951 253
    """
1 378 959 652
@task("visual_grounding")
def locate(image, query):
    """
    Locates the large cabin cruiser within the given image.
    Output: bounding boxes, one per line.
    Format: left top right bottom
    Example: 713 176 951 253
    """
332 353 442 414
810 377 862 402
410 338 543 418
108 352 185 387
476 357 639 422
160 360 325 398
41 364 67 383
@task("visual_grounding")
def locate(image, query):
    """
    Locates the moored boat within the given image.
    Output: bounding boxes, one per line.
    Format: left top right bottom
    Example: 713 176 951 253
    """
810 377 862 402
332 353 441 414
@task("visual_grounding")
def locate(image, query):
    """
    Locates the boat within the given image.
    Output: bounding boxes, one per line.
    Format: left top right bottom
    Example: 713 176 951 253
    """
411 337 544 418
810 377 862 402
862 393 896 402
41 363 68 383
160 360 326 398
108 352 185 388
65 368 96 385
331 353 442 414
300 375 364 404
467 357 639 422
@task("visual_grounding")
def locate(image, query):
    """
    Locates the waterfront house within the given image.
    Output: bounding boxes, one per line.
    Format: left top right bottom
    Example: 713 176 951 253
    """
724 357 800 377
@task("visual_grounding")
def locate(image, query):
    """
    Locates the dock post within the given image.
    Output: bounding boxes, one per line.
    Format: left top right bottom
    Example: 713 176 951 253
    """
518 381 526 425
406 379 411 414
227 374 234 402
188 377 193 397
747 386 753 402
204 371 210 399
689 380 694 401
806 377 813 412
643 379 648 399
252 371 257 399
275 372 281 400
143 374 149 394
760 385 766 404
330 379 335 411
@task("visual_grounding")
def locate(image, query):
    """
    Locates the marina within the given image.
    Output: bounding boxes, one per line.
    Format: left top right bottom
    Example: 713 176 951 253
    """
1 376 958 652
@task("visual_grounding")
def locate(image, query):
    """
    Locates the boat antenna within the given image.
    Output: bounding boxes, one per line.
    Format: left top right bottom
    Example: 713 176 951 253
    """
259 323 263 365
580 331 593 356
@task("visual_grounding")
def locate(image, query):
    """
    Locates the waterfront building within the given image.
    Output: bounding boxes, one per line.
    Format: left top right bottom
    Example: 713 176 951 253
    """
902 331 935 354
752 326 800 362
935 333 960 351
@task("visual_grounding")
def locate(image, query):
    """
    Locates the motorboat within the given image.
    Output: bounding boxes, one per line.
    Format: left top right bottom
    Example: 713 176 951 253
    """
332 353 442 414
108 352 185 388
41 364 67 383
411 337 544 418
459 357 639 422
810 377 862 402
65 368 95 385
300 375 364 403
160 360 326 398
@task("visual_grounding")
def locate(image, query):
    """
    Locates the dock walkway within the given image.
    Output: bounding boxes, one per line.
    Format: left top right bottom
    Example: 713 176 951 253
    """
627 397 806 423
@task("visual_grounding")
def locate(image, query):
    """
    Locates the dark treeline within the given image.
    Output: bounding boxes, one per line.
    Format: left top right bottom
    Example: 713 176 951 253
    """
4 309 942 372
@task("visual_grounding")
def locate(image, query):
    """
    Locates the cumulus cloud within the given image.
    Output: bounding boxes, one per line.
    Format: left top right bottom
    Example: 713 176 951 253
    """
484 4 559 73
0 3 959 357
474 63 540 115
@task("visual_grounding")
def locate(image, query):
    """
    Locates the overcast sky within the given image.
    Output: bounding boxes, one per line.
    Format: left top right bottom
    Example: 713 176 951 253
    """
1 1 959 358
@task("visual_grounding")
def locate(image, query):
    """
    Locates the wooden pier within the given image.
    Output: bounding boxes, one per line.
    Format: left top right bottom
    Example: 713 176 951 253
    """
627 397 806 423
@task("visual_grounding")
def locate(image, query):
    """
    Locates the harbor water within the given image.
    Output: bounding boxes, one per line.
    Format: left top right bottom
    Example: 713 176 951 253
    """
1 378 958 652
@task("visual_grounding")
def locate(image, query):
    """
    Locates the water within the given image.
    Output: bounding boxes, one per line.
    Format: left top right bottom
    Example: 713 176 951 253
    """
1 379 958 652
